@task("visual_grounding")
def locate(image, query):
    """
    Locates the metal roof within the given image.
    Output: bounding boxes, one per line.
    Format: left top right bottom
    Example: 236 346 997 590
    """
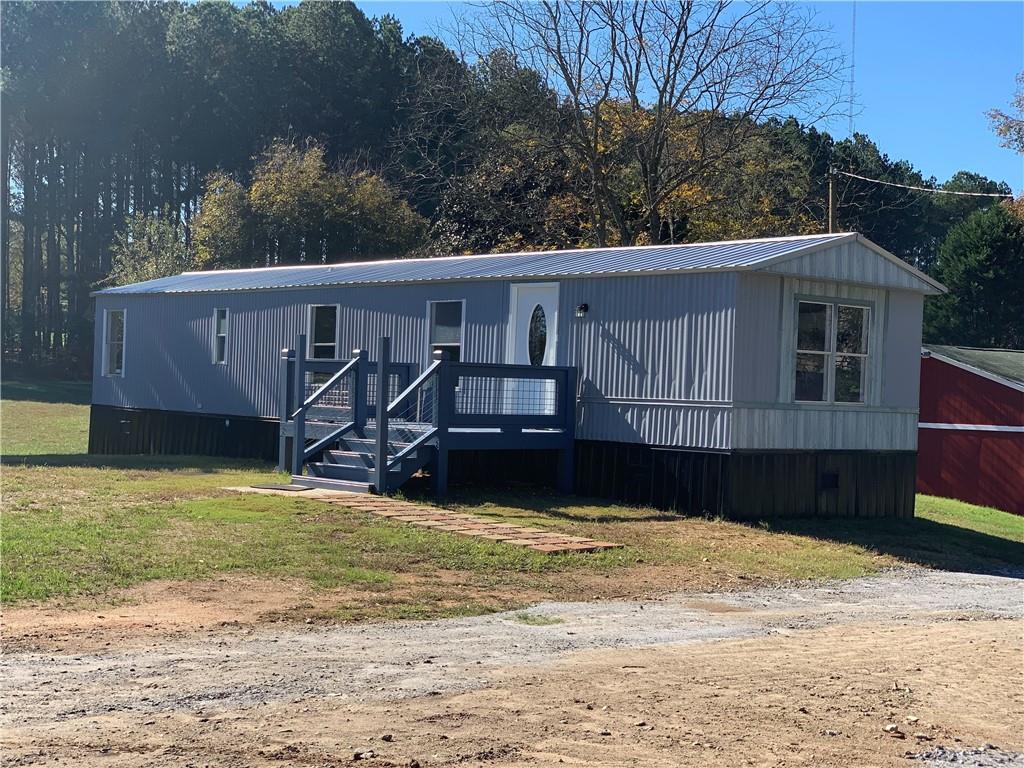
95 232 904 295
924 345 1024 389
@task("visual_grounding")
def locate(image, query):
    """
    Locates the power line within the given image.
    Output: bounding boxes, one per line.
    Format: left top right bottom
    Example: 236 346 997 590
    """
836 170 1015 199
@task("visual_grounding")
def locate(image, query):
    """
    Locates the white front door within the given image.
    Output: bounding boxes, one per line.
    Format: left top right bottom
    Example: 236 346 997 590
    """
505 283 559 415
507 282 559 366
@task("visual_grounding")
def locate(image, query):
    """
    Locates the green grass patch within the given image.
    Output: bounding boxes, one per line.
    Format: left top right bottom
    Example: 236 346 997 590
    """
917 494 1024 542
510 612 565 626
2 390 90 456
766 494 1023 575
3 386 1022 616
1 379 91 405
0 468 594 602
440 488 888 581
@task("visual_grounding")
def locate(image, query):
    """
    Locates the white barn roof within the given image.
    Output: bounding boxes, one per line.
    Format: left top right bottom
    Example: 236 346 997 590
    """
96 232 945 295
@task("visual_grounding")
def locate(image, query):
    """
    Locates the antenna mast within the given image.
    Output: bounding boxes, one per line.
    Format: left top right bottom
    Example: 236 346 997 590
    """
849 0 857 135
828 2 857 234
828 166 835 234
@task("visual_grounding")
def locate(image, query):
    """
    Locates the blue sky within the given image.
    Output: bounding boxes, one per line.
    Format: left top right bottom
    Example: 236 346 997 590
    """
355 0 1023 193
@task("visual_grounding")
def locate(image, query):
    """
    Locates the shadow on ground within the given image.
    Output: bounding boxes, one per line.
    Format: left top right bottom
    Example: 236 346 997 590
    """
767 516 1024 578
425 485 1024 578
0 451 276 473
427 484 681 524
1 379 91 405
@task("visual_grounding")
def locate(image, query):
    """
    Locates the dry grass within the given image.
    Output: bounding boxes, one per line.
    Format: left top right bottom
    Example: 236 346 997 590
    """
3 382 1022 624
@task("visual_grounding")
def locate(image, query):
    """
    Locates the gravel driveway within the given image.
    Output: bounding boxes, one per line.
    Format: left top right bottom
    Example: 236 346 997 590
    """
2 568 1022 767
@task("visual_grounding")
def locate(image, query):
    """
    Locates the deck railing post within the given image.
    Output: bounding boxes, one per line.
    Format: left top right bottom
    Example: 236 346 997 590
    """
291 334 307 476
432 349 451 498
374 337 391 494
556 367 577 493
352 348 369 430
277 347 296 472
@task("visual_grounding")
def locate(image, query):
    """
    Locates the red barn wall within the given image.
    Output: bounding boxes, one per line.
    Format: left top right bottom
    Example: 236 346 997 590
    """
917 356 1024 515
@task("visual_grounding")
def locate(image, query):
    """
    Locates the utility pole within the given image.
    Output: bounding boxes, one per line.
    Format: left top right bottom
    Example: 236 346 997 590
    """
827 165 835 234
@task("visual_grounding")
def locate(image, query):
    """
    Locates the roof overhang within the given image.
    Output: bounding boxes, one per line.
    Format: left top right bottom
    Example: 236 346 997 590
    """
92 232 947 296
922 347 1024 393
749 232 946 295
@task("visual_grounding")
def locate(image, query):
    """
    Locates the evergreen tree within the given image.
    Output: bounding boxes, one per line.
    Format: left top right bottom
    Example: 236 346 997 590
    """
925 204 1024 348
0 0 1017 373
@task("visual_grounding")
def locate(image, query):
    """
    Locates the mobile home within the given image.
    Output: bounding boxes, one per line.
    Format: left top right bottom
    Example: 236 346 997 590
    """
90 232 944 517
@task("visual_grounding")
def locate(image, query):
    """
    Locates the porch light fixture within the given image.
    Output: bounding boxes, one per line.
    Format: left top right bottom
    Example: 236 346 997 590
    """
575 303 589 318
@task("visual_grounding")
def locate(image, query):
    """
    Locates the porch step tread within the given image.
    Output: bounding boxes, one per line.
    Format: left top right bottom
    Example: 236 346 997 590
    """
323 450 376 467
286 476 374 494
336 437 413 451
307 462 375 483
307 457 426 483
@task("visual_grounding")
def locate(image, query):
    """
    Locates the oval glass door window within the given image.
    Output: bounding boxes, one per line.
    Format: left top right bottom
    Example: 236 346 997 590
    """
528 304 547 366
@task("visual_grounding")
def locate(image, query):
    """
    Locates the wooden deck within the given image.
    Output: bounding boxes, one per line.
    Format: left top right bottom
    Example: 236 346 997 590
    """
279 336 577 497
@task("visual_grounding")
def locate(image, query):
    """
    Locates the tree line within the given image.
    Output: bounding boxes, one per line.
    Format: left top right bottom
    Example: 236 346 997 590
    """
1 0 1020 375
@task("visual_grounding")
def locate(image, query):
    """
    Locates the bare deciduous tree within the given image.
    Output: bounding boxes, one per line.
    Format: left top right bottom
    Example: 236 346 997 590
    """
465 0 845 245
988 72 1024 155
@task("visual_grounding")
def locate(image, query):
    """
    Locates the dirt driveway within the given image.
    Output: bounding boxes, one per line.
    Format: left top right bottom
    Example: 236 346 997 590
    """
2 569 1022 767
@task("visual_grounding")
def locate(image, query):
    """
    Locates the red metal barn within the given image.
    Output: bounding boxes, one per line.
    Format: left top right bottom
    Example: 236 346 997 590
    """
918 345 1024 514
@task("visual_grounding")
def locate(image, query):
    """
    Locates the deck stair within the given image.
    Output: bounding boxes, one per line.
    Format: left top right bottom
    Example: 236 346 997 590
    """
279 335 577 497
294 421 435 493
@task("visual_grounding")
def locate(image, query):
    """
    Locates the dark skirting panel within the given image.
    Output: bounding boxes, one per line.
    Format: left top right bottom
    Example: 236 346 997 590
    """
88 406 917 518
452 442 917 520
572 441 916 519
573 441 728 514
723 449 917 519
448 448 560 488
88 405 278 461
411 442 917 518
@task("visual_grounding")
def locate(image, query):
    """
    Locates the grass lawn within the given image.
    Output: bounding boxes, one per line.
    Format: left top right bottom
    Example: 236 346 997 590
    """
1 379 91 455
3 380 1022 620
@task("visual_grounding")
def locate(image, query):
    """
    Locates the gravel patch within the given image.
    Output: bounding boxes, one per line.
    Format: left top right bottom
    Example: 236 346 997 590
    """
2 568 1021 730
911 745 1024 767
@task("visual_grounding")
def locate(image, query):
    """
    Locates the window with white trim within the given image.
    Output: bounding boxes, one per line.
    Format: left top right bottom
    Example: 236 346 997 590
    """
428 300 463 362
794 300 869 403
308 304 339 359
212 308 229 364
103 309 126 377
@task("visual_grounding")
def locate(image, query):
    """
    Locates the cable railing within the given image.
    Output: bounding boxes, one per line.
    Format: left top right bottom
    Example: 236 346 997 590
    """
279 335 577 495
277 337 415 473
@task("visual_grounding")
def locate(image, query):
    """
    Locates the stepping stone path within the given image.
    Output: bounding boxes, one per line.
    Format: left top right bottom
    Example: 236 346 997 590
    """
227 486 621 554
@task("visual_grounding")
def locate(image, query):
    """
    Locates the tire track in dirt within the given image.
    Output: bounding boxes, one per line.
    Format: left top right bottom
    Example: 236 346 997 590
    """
1 569 1021 767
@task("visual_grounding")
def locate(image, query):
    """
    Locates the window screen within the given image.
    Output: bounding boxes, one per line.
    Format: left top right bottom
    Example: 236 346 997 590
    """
309 305 338 359
429 301 463 362
793 300 869 404
835 305 868 403
104 309 125 376
213 308 228 364
795 302 830 402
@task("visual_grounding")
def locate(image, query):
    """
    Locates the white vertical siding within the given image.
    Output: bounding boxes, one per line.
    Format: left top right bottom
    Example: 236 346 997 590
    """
882 290 924 410
733 273 783 403
731 272 921 451
732 407 918 451
92 240 929 453
560 273 737 447
93 282 507 419
763 240 932 292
